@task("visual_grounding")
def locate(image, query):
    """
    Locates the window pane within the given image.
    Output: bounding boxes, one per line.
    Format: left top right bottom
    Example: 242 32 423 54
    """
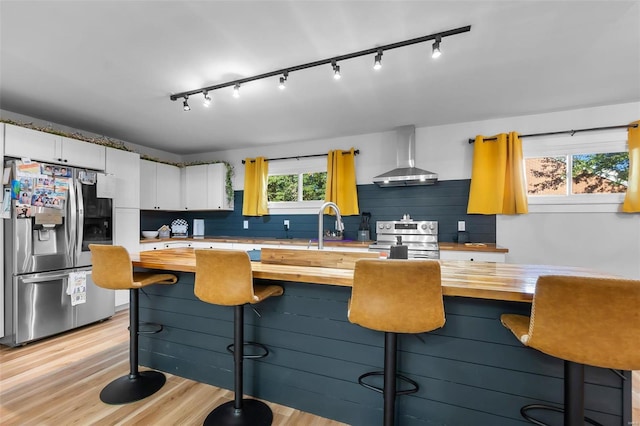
267 175 298 202
525 157 567 195
302 172 327 201
571 152 629 194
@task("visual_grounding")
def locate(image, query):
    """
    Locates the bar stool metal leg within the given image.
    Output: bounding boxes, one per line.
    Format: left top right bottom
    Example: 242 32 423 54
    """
203 304 273 426
99 288 166 404
383 332 397 426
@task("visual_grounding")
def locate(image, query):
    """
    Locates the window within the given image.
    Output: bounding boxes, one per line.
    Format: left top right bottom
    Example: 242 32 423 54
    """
522 130 629 212
266 157 327 214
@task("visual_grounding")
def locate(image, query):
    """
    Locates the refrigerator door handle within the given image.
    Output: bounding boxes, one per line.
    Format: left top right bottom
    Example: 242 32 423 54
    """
20 271 71 284
75 178 85 263
68 173 77 259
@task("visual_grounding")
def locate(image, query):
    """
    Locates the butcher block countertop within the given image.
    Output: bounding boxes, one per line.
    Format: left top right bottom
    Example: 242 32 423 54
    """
131 248 614 303
140 236 508 253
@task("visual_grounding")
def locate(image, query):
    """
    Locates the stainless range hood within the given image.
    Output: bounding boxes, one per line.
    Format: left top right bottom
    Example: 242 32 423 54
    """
373 125 438 187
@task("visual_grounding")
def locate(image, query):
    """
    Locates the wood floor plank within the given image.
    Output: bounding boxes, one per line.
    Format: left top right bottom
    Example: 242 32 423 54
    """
0 310 348 426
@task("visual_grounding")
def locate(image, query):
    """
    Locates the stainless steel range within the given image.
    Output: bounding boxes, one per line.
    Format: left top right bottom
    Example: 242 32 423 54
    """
368 216 439 259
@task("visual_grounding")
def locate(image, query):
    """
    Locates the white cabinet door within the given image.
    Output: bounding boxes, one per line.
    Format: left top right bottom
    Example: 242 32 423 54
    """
206 163 233 210
60 137 105 170
140 160 181 210
192 242 233 249
439 251 506 263
140 242 165 251
183 165 208 210
183 163 233 211
4 124 59 161
106 148 140 209
155 162 181 210
139 160 157 210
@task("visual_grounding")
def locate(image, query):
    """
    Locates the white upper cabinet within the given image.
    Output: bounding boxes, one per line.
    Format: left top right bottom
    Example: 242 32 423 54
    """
106 147 140 209
4 124 105 170
183 163 233 211
140 160 181 210
59 136 105 170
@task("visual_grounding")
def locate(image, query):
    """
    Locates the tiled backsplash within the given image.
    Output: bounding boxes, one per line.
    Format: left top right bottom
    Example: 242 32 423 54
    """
141 180 496 243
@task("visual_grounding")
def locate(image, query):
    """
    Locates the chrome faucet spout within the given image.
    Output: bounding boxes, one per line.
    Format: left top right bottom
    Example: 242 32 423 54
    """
318 201 343 250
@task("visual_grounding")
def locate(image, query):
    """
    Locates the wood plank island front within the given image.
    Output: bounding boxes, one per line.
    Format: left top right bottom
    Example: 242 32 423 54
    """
131 248 630 426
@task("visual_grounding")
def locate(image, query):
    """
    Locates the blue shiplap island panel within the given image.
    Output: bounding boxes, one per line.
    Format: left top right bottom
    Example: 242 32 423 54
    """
137 273 624 426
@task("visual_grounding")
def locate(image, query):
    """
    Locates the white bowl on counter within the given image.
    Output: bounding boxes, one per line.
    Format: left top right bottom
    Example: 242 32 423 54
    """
142 230 159 239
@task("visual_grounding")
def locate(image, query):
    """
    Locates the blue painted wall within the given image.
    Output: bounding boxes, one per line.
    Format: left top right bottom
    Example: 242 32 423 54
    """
140 180 496 243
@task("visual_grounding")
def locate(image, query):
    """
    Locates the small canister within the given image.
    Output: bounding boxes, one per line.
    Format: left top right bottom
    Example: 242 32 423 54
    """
389 236 408 259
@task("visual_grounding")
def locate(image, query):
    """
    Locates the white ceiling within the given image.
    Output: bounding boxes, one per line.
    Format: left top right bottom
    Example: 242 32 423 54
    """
1 1 639 156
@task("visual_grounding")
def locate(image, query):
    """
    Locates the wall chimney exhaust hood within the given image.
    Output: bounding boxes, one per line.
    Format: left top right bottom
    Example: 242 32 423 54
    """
373 125 438 187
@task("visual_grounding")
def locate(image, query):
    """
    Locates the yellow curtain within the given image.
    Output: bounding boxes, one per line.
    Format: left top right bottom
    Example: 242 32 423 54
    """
325 148 359 215
242 157 269 216
467 132 528 214
622 120 640 213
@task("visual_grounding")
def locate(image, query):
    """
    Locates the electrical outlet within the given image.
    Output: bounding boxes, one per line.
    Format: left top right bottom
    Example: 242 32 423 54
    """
284 220 290 228
458 221 466 232
243 220 249 229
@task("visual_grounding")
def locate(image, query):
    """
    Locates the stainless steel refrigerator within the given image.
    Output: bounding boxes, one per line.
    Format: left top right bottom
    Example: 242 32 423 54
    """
2 159 115 346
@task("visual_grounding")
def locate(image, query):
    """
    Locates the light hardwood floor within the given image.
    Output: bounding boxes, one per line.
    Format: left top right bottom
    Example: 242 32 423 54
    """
0 310 346 426
1 310 638 425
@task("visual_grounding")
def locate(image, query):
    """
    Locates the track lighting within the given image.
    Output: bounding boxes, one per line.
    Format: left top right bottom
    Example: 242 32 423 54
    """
332 61 341 80
279 72 288 90
373 50 383 70
432 36 441 59
203 91 212 107
182 96 190 111
169 25 471 108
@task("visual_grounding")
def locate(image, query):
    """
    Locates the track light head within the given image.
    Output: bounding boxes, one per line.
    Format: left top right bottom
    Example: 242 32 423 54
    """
183 96 190 111
233 84 240 98
279 71 288 90
203 91 212 107
332 61 341 80
432 36 441 59
373 49 383 70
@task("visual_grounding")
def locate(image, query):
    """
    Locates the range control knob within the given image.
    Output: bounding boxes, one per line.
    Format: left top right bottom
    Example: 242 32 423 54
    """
421 224 428 230
378 223 384 229
385 224 392 229
428 223 435 230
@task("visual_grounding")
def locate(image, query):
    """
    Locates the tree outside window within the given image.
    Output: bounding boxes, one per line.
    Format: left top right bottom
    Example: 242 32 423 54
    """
525 152 628 196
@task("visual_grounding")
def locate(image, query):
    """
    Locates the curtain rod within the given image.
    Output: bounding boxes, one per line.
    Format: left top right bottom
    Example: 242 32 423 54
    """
241 149 359 164
467 123 638 144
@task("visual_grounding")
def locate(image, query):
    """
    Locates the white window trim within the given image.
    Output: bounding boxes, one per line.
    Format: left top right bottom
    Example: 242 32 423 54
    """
522 130 629 213
267 157 326 215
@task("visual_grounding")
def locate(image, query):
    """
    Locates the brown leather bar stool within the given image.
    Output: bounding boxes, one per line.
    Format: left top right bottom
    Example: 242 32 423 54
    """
89 244 177 404
348 259 445 426
194 249 284 426
501 275 640 426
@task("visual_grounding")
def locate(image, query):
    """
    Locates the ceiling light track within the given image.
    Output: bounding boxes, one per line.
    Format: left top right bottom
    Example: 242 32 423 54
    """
169 25 471 106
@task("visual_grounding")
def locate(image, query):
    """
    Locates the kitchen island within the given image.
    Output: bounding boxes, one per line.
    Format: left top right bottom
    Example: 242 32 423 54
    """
131 248 630 426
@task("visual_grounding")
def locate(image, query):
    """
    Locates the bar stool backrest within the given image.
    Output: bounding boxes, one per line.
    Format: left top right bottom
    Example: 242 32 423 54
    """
194 249 257 306
527 275 640 370
89 244 135 290
349 259 445 333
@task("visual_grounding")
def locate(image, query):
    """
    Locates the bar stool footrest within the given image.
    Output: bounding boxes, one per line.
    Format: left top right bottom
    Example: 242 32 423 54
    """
128 322 164 334
521 404 602 426
99 370 166 405
358 371 419 396
226 341 269 359
203 399 273 426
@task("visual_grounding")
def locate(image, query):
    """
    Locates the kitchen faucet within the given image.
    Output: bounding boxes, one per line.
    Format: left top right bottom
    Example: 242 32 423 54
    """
318 201 343 250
